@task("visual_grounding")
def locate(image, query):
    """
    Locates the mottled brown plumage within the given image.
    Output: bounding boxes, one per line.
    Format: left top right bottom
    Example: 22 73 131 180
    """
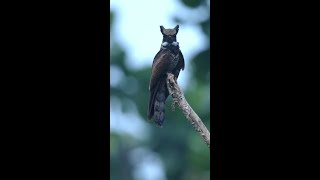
148 25 185 127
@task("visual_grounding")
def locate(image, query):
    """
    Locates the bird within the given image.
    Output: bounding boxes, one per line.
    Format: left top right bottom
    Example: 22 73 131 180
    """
148 25 185 127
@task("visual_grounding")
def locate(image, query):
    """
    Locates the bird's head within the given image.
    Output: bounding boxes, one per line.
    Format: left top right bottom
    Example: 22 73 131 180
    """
160 25 179 47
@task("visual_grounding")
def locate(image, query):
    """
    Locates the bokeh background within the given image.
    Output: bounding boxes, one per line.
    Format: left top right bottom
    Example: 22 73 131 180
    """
110 0 210 179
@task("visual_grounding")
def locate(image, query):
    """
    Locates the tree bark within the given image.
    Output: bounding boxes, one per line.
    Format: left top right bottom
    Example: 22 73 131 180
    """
166 73 210 148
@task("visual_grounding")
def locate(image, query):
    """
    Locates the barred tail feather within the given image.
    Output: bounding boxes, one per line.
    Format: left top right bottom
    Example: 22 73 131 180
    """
148 78 169 126
154 89 166 126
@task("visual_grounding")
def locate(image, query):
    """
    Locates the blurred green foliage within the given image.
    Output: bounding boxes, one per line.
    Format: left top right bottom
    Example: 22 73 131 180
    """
181 0 203 8
110 0 210 179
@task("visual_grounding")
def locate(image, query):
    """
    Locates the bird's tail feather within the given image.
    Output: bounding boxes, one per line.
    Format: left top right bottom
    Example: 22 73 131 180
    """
148 78 169 126
154 84 166 126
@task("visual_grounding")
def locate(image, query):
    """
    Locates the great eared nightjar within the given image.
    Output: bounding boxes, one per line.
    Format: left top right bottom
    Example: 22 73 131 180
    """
148 25 185 127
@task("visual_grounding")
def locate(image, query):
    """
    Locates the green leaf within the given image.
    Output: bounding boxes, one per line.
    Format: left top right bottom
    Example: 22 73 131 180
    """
191 49 210 83
181 0 202 8
200 18 210 37
110 11 114 29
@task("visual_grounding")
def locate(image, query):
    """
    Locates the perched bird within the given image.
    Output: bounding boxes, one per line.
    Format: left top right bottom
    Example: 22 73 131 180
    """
148 25 185 127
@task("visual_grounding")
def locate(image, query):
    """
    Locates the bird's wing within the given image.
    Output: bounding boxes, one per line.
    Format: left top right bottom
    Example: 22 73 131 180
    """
178 50 185 71
148 49 174 119
149 49 174 91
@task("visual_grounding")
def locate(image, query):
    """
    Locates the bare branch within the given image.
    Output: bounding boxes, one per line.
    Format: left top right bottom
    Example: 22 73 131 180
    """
166 73 210 148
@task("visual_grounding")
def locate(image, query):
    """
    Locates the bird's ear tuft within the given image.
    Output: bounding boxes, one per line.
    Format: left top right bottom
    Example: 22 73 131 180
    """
160 26 165 35
174 25 179 34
